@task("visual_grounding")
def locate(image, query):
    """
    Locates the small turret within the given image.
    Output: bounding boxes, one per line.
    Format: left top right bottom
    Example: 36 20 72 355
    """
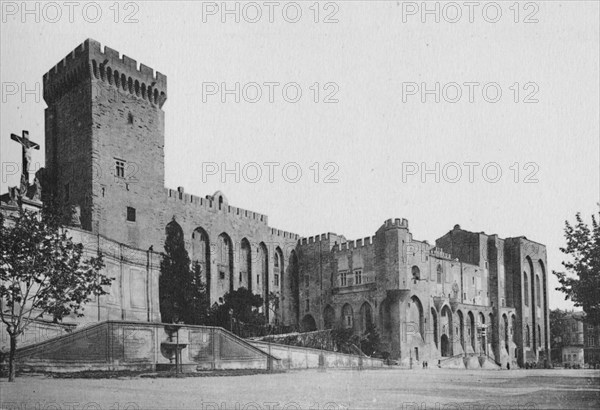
381 218 409 230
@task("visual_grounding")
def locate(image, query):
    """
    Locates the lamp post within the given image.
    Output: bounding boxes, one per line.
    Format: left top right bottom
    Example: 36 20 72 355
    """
175 326 179 375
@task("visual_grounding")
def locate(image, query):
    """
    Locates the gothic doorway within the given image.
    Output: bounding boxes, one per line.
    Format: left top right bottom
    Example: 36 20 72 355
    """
301 314 317 332
441 334 451 357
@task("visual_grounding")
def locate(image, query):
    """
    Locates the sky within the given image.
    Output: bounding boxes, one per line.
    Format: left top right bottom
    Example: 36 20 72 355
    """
1 1 599 311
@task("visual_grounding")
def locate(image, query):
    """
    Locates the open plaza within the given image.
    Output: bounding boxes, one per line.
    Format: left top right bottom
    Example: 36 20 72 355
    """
1 368 599 410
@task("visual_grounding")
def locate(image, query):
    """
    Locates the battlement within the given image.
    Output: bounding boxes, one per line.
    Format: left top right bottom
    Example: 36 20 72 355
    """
269 227 300 240
299 232 341 246
165 187 269 226
429 246 452 260
382 218 409 229
164 187 299 239
332 235 376 252
43 39 167 107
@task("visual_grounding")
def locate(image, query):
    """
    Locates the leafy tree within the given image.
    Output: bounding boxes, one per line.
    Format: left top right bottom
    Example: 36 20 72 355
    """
553 212 600 325
360 323 381 356
0 207 110 381
549 309 569 362
331 326 358 354
330 324 382 356
159 219 210 325
267 291 279 322
208 287 265 330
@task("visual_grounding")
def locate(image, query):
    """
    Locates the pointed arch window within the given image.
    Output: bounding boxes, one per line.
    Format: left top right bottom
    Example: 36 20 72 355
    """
536 275 541 307
274 252 281 287
412 266 420 281
524 272 529 306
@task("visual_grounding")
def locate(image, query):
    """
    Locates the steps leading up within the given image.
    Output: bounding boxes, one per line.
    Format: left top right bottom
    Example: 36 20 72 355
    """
14 320 276 373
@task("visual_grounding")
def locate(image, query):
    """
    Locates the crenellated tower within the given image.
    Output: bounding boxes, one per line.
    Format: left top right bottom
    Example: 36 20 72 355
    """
43 39 167 246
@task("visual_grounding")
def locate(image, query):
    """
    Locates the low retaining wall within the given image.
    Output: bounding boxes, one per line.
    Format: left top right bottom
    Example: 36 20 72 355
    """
14 321 276 373
1 319 74 352
249 341 385 370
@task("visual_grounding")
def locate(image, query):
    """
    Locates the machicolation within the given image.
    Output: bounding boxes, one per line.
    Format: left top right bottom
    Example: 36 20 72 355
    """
43 39 167 107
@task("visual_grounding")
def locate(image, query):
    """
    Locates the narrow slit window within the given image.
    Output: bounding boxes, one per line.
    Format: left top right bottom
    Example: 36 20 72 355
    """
126 206 136 222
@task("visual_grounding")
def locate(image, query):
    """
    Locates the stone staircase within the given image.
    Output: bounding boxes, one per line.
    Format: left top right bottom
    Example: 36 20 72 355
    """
439 353 501 370
12 320 277 373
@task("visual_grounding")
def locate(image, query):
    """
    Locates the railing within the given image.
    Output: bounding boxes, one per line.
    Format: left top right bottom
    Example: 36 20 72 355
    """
439 351 501 367
483 351 502 367
336 271 376 288
230 321 298 339
333 272 377 294
439 353 471 364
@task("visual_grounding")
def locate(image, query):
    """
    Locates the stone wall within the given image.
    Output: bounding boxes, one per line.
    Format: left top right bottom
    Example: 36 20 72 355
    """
156 190 299 323
67 227 161 325
0 320 73 352
249 341 385 370
0 226 161 355
16 321 273 373
504 237 550 366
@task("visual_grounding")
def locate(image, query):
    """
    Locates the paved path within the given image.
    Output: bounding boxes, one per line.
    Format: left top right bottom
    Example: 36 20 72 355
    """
1 368 599 409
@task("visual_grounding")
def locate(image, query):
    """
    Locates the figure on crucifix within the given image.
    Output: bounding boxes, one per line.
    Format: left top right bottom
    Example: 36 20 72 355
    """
9 130 40 201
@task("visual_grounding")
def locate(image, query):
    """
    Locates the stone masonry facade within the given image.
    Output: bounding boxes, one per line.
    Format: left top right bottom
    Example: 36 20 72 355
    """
32 39 550 368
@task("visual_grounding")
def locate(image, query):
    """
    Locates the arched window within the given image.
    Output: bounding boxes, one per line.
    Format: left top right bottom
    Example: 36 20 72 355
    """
523 272 529 306
468 311 476 350
324 305 335 329
457 310 465 348
536 275 541 307
217 233 233 292
273 249 283 288
511 315 517 344
289 251 300 323
191 227 210 290
526 325 531 347
240 238 251 292
342 304 354 329
412 266 420 281
440 305 454 357
360 302 373 332
503 314 509 347
431 308 438 347
301 314 317 332
259 243 269 319
437 265 442 284
409 296 425 340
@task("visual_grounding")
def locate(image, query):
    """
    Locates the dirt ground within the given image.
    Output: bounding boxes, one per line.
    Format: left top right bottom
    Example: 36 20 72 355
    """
1 367 598 409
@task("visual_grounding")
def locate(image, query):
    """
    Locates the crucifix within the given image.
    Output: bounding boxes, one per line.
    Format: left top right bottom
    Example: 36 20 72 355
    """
10 130 40 196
